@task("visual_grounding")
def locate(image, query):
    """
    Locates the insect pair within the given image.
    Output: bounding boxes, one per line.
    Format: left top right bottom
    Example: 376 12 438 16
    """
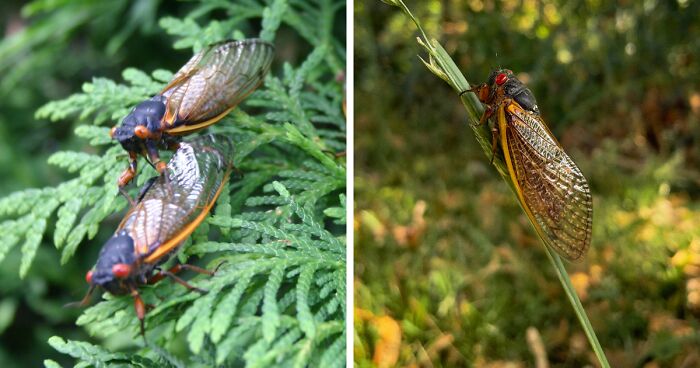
73 39 274 337
466 69 593 261
76 134 234 337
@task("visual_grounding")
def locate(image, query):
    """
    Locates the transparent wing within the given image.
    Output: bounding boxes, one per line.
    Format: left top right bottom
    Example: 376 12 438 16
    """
160 39 274 132
503 103 593 261
118 135 234 263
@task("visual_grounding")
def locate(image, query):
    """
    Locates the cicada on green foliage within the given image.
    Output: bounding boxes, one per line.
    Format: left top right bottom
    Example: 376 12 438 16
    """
468 69 593 261
110 39 273 200
76 134 233 337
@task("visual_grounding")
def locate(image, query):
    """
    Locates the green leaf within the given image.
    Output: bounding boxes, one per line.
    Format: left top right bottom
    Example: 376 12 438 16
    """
262 262 286 342
43 360 62 368
19 217 46 278
54 197 83 249
296 263 319 337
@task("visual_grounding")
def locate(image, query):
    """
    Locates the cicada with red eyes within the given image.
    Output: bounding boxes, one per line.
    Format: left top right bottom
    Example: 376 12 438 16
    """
78 134 233 336
110 39 273 200
467 69 593 261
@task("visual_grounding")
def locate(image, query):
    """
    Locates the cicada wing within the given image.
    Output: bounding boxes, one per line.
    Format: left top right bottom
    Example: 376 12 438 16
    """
117 135 235 264
142 167 231 263
500 103 593 261
159 42 212 94
118 193 170 257
161 39 274 132
142 135 234 264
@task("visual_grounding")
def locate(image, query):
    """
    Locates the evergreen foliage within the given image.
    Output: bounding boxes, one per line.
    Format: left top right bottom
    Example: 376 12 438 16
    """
0 0 345 366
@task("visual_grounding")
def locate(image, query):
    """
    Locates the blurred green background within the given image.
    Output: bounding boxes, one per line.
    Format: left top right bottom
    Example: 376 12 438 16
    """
354 0 700 367
0 1 312 366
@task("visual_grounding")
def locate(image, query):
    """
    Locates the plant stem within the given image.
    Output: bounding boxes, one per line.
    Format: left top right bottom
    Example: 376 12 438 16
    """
382 1 610 366
544 246 609 367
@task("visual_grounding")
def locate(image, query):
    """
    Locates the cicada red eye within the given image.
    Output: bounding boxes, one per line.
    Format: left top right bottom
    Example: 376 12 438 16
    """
495 73 508 85
112 263 132 278
109 127 117 138
85 270 93 284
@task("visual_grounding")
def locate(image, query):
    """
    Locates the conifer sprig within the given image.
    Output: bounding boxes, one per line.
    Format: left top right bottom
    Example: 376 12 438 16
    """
0 0 346 366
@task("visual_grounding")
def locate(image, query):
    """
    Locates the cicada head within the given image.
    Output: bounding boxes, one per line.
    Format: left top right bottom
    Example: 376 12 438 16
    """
86 230 138 295
111 96 167 152
487 69 514 88
469 69 511 104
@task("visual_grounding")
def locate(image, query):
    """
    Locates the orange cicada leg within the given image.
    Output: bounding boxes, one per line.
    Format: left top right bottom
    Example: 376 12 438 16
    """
464 81 505 164
131 288 147 341
471 103 500 164
118 152 139 206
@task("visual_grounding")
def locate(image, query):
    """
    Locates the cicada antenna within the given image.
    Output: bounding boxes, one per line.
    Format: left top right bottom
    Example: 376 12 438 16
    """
493 51 503 72
64 285 96 308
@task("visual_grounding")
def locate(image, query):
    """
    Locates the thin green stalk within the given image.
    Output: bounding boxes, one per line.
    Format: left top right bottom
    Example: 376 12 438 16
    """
544 246 609 367
381 1 610 366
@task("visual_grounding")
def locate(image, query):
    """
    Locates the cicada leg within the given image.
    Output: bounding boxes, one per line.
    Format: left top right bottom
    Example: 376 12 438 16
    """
489 122 499 164
147 263 224 294
232 165 244 179
469 104 500 164
477 104 496 127
170 263 224 276
117 152 138 206
145 141 168 183
130 287 147 341
64 285 96 308
136 176 158 202
157 271 207 294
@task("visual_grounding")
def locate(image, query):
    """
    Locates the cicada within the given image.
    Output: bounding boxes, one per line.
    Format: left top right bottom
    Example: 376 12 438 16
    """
110 39 273 199
78 134 233 335
468 69 593 261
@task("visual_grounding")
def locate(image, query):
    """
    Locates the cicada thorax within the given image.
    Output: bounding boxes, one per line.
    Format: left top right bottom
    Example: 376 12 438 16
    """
111 96 168 150
81 134 235 337
498 76 539 114
471 69 593 262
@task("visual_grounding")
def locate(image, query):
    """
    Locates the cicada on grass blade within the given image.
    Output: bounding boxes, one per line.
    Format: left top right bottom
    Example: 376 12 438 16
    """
468 69 593 261
110 39 273 200
77 134 233 337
